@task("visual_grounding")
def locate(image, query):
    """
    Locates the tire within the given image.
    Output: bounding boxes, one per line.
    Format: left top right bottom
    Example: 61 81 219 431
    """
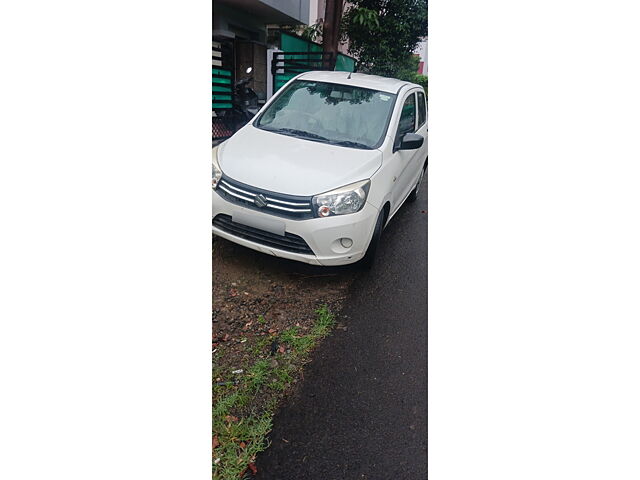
408 161 427 203
357 208 386 269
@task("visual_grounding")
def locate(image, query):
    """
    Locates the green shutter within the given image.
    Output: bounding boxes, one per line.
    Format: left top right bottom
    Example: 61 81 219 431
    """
212 43 233 110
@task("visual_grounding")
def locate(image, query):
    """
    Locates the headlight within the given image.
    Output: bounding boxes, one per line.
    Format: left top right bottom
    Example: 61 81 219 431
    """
312 180 370 218
212 146 222 189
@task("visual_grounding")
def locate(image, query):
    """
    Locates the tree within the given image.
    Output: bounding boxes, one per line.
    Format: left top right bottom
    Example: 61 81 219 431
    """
342 0 428 79
322 0 345 70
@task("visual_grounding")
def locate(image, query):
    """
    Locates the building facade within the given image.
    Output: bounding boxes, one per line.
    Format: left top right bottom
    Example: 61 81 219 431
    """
415 38 428 75
213 0 311 140
212 0 357 143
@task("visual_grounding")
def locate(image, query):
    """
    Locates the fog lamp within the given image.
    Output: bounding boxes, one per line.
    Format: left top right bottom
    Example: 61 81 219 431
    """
340 238 353 248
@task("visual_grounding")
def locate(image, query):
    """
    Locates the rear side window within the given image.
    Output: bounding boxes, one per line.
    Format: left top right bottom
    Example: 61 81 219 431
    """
397 94 416 137
417 91 427 128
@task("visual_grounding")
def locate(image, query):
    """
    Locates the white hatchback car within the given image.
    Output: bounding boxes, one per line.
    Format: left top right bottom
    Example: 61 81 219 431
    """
212 71 427 266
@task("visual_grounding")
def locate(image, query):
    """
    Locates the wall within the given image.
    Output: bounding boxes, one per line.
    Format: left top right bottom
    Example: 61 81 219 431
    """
261 0 310 24
414 38 428 75
213 3 269 42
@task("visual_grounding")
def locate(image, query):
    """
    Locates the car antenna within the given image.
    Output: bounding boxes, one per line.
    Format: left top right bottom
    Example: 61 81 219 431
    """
347 71 353 79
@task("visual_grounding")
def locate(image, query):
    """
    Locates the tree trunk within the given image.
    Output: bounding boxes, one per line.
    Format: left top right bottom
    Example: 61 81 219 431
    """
322 0 343 70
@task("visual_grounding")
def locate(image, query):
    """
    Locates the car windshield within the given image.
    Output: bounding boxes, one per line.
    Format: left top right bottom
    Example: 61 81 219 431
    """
255 80 396 149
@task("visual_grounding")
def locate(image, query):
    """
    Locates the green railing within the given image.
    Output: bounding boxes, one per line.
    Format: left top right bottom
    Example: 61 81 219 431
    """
272 33 357 94
212 42 233 110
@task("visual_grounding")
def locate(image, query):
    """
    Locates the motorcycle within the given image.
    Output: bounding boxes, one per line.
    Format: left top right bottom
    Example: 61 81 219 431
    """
222 67 260 132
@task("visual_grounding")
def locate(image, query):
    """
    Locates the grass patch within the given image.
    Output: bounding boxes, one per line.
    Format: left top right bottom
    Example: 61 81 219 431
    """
247 359 270 392
213 413 272 480
250 336 271 355
312 304 336 337
213 305 336 479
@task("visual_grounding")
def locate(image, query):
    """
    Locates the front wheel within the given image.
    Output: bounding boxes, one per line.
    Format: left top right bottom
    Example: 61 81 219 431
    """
357 209 385 269
408 161 427 203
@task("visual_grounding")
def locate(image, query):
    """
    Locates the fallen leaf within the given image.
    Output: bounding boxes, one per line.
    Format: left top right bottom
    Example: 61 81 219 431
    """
278 345 285 354
248 463 258 475
239 441 246 448
213 436 220 448
225 415 239 423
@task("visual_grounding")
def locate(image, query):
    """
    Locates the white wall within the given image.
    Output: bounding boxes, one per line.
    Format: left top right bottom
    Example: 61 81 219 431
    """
309 0 319 24
415 38 428 74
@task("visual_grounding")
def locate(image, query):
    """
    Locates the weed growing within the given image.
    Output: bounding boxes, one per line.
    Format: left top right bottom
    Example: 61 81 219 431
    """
213 304 336 479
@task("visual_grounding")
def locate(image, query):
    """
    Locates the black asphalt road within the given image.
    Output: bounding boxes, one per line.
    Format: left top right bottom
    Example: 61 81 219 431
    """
256 179 427 479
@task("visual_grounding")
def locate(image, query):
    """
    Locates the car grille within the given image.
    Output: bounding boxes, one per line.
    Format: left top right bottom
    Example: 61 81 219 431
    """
213 214 314 255
216 175 314 220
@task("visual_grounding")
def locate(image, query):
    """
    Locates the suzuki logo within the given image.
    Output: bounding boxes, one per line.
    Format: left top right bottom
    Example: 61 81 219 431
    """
254 194 268 208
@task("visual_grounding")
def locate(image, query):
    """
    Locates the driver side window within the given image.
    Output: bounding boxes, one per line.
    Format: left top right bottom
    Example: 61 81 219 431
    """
397 94 416 138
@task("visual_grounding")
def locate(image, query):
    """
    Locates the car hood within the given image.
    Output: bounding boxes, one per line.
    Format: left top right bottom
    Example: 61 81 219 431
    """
218 126 383 196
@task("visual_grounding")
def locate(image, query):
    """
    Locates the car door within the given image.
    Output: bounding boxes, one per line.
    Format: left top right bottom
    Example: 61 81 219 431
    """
390 90 421 209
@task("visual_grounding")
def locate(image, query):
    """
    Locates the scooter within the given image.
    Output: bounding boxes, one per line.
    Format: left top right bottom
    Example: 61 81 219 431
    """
222 67 260 132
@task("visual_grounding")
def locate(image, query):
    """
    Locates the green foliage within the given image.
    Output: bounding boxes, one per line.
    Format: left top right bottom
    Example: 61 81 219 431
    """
279 326 299 345
413 74 428 96
350 7 380 28
342 0 427 78
298 22 323 42
212 391 241 418
212 413 272 480
213 305 338 478
247 359 270 392
312 304 336 337
251 336 270 355
394 54 421 82
392 54 428 95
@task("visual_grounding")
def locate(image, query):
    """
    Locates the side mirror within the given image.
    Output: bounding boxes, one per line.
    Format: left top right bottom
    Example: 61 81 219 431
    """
399 132 424 150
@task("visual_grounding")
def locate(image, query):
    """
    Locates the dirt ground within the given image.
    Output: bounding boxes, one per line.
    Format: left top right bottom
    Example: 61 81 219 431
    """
212 236 357 387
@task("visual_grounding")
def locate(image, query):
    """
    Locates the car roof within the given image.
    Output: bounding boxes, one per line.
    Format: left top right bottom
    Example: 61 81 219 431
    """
296 71 419 94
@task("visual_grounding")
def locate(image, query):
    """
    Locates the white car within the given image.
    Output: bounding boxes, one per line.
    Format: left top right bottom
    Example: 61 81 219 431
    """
212 71 427 266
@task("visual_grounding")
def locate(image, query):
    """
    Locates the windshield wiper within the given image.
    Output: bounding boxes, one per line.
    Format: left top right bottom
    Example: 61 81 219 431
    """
263 127 332 142
330 140 372 149
262 127 371 149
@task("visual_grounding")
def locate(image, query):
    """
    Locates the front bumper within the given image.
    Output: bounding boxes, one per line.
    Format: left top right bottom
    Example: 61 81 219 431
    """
212 189 379 266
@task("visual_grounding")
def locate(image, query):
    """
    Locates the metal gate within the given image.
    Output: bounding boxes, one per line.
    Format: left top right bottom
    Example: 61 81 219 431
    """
212 40 234 142
270 33 357 96
271 51 335 92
